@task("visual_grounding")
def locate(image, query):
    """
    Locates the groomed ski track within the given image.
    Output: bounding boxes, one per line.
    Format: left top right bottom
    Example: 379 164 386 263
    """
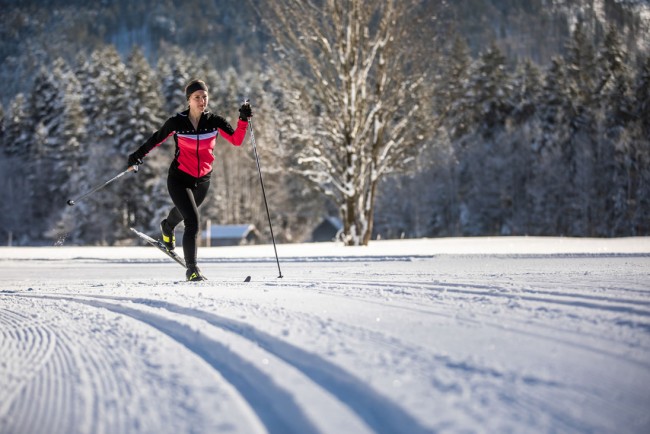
1 237 650 434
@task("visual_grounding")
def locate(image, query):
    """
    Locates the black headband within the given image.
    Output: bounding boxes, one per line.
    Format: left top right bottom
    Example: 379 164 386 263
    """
185 81 208 100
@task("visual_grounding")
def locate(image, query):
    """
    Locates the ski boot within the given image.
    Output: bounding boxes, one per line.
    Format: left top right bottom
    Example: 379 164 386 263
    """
160 219 175 251
186 264 207 282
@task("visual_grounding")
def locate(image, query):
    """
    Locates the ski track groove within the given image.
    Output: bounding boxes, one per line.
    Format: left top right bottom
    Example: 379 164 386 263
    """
262 278 650 371
9 320 94 434
173 290 628 434
73 296 370 434
125 296 437 434
271 277 650 339
2 254 649 434
26 325 69 434
14 292 436 434
44 292 613 433
278 278 650 317
0 308 57 430
76 324 127 434
279 275 650 316
0 300 145 434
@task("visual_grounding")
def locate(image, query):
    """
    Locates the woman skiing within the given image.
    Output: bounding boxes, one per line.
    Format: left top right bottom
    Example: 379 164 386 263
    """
128 79 251 281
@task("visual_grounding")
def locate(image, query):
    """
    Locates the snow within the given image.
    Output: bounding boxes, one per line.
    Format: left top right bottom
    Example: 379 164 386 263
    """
1 236 649 434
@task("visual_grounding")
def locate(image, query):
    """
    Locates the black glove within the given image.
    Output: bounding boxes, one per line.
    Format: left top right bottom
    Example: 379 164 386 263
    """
128 152 143 167
239 102 252 121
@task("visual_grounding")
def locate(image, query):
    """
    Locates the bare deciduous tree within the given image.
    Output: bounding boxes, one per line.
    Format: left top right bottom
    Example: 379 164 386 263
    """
257 0 438 245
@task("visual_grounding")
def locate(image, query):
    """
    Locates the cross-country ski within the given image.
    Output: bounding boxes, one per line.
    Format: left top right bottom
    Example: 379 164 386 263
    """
130 227 187 268
131 227 252 283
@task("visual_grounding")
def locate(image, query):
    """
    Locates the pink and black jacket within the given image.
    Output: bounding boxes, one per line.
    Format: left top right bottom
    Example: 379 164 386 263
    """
132 109 248 182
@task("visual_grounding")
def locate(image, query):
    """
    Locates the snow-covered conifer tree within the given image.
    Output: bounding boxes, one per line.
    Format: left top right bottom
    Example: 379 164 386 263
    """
2 95 30 158
157 47 191 114
24 58 87 241
447 44 516 235
441 35 473 141
0 94 32 243
591 26 632 236
72 46 131 245
468 43 514 134
507 60 544 234
118 46 167 238
631 56 650 234
0 103 4 149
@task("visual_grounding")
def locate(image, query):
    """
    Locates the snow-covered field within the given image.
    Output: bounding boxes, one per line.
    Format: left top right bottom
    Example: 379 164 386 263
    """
1 237 649 434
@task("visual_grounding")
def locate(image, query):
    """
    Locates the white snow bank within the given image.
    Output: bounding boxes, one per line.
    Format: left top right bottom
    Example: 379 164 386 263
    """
1 236 648 261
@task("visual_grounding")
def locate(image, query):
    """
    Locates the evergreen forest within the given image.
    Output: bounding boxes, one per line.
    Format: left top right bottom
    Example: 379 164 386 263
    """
0 0 648 246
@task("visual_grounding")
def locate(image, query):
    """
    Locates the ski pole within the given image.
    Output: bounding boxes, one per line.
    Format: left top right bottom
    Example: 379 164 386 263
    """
246 104 283 278
67 165 138 206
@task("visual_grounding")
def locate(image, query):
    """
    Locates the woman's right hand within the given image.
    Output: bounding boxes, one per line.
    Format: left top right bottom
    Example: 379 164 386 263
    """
127 152 143 167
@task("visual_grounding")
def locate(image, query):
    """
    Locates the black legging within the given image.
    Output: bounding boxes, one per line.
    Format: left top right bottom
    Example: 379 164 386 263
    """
166 172 210 267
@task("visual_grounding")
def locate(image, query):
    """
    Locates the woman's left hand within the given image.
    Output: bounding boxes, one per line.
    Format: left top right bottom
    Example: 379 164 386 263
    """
239 102 252 121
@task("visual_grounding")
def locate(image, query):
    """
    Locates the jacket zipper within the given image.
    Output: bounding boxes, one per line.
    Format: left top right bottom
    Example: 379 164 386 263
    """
196 133 200 179
194 115 200 181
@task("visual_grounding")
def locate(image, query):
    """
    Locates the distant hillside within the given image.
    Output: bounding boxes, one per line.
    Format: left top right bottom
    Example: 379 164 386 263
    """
0 0 263 105
442 0 649 61
0 0 648 105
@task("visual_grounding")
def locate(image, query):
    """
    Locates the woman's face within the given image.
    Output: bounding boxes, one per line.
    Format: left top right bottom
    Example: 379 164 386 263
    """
188 90 208 112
